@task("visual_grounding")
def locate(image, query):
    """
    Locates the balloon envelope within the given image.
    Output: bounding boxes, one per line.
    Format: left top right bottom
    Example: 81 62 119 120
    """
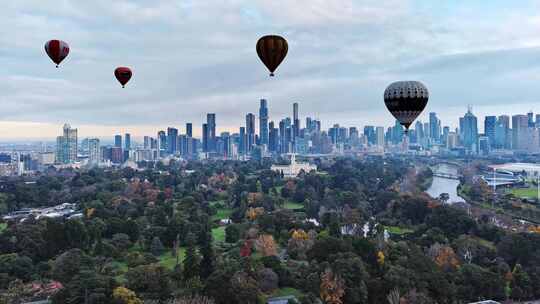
44 40 70 67
383 81 429 131
114 67 132 88
256 35 288 76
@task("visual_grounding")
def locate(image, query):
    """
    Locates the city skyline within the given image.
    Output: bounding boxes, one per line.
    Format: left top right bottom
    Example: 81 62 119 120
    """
0 102 538 141
4 1 540 139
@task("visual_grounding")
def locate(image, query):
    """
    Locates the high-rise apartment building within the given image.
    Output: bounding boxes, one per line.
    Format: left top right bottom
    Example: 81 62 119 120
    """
376 127 385 147
495 115 511 149
512 114 529 151
56 124 78 164
88 138 100 165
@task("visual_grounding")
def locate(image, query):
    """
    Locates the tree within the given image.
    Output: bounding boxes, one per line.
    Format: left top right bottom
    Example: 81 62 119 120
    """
150 236 165 256
257 268 278 293
126 264 172 300
112 233 132 251
320 268 345 304
230 271 261 304
51 248 93 284
437 193 450 204
183 233 201 280
113 286 143 304
200 228 215 279
510 263 532 300
255 234 278 257
225 225 241 243
331 253 369 304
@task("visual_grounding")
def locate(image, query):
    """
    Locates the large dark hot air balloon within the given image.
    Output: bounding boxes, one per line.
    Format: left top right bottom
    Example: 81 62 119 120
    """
384 81 429 133
256 35 288 77
44 40 70 68
114 67 132 88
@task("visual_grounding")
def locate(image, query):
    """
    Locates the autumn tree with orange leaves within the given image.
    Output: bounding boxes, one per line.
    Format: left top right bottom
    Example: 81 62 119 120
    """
255 234 277 256
320 268 345 304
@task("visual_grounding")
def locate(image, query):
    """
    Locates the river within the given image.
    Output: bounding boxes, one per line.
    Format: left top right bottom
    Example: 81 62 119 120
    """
426 164 465 203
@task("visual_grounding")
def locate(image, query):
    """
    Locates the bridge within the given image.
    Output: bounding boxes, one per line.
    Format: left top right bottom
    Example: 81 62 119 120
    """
432 172 461 180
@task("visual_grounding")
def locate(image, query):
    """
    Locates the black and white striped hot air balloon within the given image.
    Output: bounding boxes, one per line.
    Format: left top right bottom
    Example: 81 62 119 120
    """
384 81 429 133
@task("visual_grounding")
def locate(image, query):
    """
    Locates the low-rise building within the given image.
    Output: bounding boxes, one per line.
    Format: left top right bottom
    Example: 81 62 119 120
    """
271 154 317 178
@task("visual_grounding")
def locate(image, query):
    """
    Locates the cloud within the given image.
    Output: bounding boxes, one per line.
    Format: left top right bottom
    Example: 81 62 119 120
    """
2 0 540 139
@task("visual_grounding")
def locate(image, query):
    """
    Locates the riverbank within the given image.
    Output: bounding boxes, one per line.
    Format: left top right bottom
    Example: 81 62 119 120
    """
426 164 464 203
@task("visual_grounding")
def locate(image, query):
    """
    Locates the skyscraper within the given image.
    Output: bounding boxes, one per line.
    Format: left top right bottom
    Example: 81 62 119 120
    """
124 133 131 151
167 127 178 154
460 107 478 152
376 127 385 147
528 111 534 127
202 123 209 152
114 135 122 148
414 121 424 144
429 112 441 142
293 102 300 140
246 113 256 153
484 116 496 147
158 131 167 155
239 127 246 155
143 136 150 149
495 115 511 149
259 99 269 146
512 114 529 151
88 138 100 165
56 124 78 164
269 121 278 152
186 123 193 138
363 126 376 145
207 113 216 152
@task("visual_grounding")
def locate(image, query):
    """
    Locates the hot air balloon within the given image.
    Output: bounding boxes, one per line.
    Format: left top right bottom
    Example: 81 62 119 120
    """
383 81 429 133
256 35 288 77
44 40 70 68
114 67 132 88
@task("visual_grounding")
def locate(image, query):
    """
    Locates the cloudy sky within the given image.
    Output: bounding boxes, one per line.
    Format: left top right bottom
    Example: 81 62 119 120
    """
3 0 540 140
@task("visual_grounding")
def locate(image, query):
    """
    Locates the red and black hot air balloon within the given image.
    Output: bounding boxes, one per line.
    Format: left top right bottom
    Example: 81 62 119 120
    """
114 67 132 88
383 81 429 133
44 40 70 68
256 35 288 77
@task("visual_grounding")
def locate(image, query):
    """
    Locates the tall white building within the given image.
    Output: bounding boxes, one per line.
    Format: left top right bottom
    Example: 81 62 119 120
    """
88 138 100 166
56 124 78 164
376 127 385 147
512 115 529 151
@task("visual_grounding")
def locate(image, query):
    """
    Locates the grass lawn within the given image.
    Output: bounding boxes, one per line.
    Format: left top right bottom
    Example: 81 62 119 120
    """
384 225 414 235
212 208 233 221
269 287 304 299
283 201 303 210
212 226 226 243
159 248 186 270
510 187 539 198
0 223 7 234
